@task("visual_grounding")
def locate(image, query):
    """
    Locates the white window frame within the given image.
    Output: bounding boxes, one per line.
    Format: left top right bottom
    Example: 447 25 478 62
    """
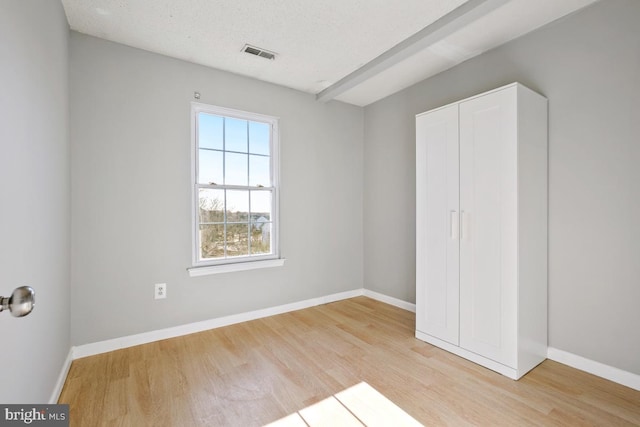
189 102 282 275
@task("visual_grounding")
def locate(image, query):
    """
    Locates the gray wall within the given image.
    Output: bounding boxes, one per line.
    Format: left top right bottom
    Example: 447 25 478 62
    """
363 0 640 374
70 33 364 345
0 1 70 402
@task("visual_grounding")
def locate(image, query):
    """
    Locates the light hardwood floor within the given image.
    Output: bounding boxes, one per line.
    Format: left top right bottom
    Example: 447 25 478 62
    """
59 297 640 426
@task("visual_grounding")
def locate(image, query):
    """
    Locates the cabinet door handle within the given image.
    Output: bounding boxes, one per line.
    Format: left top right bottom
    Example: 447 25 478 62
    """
450 211 459 239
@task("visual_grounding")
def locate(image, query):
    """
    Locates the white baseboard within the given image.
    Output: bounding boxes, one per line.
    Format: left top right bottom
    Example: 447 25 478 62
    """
49 347 73 404
363 289 416 313
547 347 640 391
73 288 366 359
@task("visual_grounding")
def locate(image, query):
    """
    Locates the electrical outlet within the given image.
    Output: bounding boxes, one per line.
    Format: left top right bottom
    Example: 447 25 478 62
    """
154 283 167 300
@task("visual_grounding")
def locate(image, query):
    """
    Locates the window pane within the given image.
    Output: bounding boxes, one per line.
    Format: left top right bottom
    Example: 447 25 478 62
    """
250 190 271 221
198 149 223 185
198 189 225 223
249 155 270 187
251 221 271 255
225 117 248 153
249 121 270 155
226 223 249 257
226 190 249 223
224 152 248 185
200 224 225 259
199 113 223 150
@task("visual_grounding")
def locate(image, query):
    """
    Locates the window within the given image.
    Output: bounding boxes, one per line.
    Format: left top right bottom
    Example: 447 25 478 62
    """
191 103 280 272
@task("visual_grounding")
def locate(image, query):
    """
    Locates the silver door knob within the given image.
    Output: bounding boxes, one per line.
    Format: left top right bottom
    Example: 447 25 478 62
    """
0 286 35 317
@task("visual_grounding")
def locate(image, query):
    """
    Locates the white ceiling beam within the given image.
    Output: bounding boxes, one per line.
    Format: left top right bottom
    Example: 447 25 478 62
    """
316 0 512 103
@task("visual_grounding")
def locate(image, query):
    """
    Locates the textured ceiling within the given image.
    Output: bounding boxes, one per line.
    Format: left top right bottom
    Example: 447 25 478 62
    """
61 0 597 106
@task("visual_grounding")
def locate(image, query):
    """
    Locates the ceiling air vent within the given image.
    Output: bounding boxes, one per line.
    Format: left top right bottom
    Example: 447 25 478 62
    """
242 44 276 60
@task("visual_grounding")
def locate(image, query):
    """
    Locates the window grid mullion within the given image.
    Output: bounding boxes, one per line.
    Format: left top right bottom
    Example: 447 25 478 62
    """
223 188 228 259
222 117 226 185
199 147 269 158
247 190 251 255
198 184 274 191
246 120 252 256
222 118 227 259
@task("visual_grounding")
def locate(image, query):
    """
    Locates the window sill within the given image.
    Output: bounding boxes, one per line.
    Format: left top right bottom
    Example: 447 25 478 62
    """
188 258 286 277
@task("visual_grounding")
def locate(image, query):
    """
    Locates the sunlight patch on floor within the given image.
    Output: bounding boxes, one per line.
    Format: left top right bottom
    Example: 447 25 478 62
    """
264 382 423 426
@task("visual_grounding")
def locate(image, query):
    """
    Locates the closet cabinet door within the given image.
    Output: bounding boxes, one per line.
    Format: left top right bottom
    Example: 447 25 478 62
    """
458 89 518 367
416 105 459 345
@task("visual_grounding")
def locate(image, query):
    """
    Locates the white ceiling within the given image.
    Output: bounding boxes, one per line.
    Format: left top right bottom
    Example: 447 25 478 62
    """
61 0 597 106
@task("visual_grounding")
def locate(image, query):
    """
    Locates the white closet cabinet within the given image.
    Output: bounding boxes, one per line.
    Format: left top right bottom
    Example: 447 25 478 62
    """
415 83 548 379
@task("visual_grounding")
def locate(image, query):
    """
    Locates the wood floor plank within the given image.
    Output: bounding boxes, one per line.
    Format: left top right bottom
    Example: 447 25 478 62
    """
59 297 640 426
